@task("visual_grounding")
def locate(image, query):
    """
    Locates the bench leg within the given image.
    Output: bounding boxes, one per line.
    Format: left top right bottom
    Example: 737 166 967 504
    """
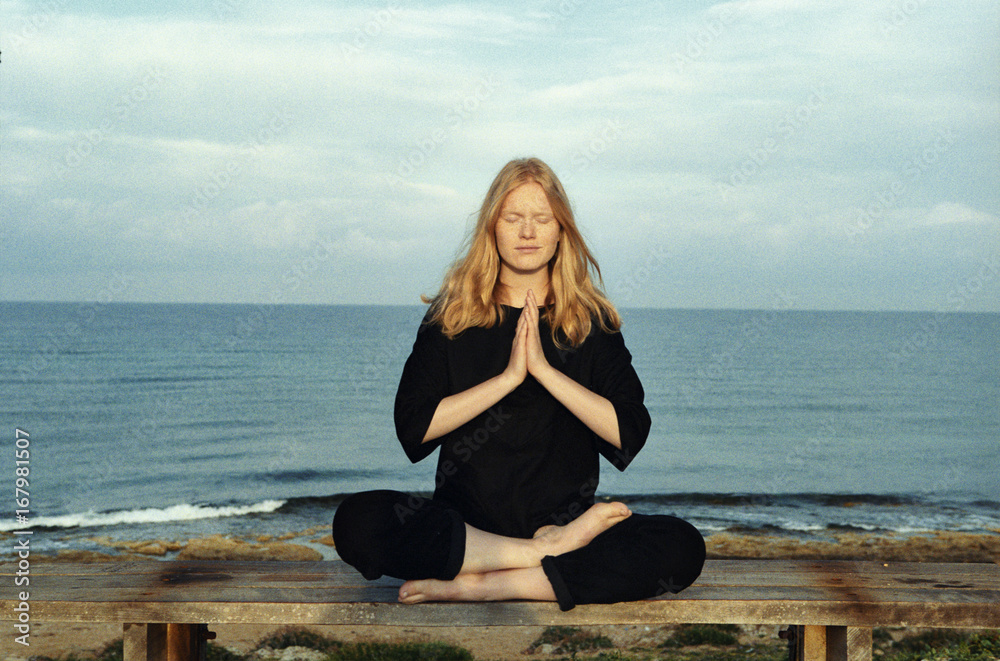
167 624 201 661
803 626 872 661
123 624 212 661
123 623 167 661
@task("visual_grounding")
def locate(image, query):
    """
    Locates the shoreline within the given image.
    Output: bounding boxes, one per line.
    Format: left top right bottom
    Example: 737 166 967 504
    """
4 526 999 565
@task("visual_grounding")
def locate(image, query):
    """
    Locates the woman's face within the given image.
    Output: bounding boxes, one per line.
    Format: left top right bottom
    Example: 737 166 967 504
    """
495 181 562 279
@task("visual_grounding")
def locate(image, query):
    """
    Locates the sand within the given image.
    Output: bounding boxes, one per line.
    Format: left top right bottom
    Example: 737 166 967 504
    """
3 529 998 661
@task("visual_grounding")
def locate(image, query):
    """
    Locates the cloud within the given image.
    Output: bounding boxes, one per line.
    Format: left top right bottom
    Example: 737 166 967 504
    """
1 0 997 310
920 203 999 228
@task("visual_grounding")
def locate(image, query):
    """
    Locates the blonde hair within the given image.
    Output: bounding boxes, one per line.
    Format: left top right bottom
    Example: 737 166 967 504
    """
424 157 621 347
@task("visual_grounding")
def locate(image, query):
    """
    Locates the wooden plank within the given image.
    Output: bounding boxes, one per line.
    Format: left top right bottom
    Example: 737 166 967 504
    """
5 559 994 576
8 584 406 603
847 627 873 661
8 585 1000 612
9 584 1000 607
14 593 1000 628
10 577 999 611
803 625 827 661
5 560 997 590
3 560 998 629
11 566 999 603
697 559 1000 580
9 559 1000 587
698 561 1000 589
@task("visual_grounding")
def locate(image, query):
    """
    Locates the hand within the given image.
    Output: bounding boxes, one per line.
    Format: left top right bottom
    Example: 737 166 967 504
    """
504 306 528 387
518 289 622 448
523 290 551 378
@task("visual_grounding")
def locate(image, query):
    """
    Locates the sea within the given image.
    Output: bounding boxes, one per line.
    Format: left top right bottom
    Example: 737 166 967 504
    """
2 301 998 560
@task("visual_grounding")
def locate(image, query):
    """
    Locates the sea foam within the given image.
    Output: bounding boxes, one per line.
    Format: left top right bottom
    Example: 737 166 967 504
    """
0 500 286 532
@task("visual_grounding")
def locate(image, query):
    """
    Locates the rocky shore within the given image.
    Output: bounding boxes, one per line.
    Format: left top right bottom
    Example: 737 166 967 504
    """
13 527 999 565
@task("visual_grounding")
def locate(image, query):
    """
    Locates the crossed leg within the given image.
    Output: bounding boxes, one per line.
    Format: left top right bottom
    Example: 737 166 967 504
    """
398 501 630 604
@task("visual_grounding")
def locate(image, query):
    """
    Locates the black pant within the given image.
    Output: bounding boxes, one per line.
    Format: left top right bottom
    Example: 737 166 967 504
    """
332 490 706 611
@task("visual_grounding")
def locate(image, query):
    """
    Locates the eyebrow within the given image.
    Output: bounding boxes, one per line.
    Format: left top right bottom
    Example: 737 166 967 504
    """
503 212 552 219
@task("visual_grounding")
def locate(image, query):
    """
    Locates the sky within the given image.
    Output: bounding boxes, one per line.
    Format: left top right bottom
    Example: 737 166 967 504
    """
2 0 999 311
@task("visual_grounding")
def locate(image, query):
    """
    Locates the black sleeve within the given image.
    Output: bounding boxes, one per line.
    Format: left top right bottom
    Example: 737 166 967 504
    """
393 319 449 463
590 329 651 471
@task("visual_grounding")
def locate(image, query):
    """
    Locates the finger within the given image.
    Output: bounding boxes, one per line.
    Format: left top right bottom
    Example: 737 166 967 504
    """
515 311 529 346
529 318 543 351
525 309 542 352
525 293 538 323
516 307 528 335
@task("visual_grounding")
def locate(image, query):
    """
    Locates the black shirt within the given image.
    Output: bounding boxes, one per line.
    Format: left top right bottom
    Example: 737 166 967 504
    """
394 305 650 538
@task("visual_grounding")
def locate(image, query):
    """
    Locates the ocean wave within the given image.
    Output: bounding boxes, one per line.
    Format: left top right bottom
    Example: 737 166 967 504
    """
8 491 997 537
108 375 238 384
0 500 286 532
613 492 925 508
266 490 993 515
258 469 386 484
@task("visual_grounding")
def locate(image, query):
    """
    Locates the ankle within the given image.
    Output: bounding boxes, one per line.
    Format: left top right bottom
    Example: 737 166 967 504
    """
528 531 558 560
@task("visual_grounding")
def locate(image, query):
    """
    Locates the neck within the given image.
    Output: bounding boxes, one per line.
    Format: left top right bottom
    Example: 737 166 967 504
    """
498 268 550 307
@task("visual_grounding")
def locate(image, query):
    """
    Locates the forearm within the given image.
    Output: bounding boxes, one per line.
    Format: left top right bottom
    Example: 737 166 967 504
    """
422 370 520 443
533 365 622 448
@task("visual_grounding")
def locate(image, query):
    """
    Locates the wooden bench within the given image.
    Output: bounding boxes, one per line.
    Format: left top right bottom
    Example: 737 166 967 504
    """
3 559 998 661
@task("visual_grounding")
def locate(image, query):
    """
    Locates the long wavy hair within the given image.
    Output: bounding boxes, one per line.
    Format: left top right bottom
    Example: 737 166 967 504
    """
423 157 621 348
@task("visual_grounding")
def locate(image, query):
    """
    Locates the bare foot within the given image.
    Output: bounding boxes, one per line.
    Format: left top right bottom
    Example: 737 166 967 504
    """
399 567 556 604
532 501 631 557
399 573 484 604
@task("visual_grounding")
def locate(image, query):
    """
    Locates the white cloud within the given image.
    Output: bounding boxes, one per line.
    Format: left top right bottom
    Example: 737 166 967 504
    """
1 0 997 309
920 203 999 227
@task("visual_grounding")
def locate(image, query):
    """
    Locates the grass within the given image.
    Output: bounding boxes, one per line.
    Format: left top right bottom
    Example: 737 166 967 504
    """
661 624 741 648
252 628 473 661
332 642 473 661
206 641 247 661
256 627 343 653
661 646 787 661
657 624 785 661
528 626 615 655
881 629 1000 661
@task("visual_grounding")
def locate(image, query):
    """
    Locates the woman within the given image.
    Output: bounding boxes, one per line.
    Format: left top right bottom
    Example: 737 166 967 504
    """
333 157 705 610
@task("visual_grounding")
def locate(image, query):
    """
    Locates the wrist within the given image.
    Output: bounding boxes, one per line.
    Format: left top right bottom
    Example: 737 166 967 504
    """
530 361 558 384
498 367 523 393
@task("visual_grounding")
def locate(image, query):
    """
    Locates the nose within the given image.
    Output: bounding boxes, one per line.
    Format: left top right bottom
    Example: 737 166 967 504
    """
519 218 536 238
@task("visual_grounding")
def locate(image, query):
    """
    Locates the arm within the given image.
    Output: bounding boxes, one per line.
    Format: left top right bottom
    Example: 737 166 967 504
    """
521 291 623 448
421 369 520 442
419 308 528 443
533 362 622 448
